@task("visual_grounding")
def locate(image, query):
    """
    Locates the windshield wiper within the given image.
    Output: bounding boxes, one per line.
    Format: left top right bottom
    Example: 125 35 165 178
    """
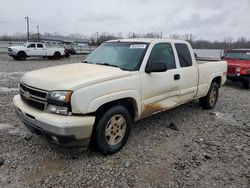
96 62 119 68
83 60 94 64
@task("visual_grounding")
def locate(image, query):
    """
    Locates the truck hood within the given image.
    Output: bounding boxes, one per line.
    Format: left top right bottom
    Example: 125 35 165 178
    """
226 59 250 68
9 46 25 50
21 63 132 90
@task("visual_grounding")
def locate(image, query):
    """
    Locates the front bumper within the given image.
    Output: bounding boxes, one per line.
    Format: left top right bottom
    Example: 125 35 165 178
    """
227 75 249 82
13 95 95 146
8 52 17 57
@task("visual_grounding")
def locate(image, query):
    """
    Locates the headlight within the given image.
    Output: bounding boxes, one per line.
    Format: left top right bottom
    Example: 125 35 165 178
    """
47 91 72 103
46 104 71 115
236 67 241 72
47 91 72 115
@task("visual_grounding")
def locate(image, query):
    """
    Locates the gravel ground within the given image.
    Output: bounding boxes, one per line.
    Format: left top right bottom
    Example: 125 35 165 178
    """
0 53 249 188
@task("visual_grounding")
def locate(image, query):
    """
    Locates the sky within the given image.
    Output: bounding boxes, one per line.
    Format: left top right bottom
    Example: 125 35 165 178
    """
0 0 250 41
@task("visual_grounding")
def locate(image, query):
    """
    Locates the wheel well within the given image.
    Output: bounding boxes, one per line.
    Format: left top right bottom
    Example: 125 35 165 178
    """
54 51 61 56
211 76 222 87
94 98 138 123
17 51 26 56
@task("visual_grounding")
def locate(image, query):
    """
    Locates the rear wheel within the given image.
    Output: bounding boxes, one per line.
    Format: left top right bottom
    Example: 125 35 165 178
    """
243 78 250 89
17 52 26 60
53 52 61 60
93 105 132 155
199 82 219 109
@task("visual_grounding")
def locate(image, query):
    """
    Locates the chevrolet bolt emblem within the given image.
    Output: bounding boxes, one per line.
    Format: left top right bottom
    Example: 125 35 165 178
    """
23 91 30 99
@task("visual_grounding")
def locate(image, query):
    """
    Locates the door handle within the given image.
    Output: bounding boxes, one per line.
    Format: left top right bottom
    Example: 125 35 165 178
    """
174 74 180 80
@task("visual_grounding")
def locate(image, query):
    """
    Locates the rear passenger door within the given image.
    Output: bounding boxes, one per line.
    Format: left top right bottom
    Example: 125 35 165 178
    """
140 43 180 117
175 43 198 102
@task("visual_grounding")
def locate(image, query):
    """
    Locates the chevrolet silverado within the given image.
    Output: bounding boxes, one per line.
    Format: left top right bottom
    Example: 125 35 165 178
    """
13 39 227 154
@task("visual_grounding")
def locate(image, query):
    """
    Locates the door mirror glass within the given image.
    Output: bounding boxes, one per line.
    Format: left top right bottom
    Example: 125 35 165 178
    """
145 62 167 73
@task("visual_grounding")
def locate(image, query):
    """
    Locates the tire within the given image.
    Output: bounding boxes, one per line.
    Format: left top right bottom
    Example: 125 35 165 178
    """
93 105 132 155
53 52 61 60
243 78 250 89
199 82 219 109
17 52 26 60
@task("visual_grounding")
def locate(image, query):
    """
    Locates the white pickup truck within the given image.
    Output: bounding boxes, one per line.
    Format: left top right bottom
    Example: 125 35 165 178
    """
13 39 227 154
8 42 65 60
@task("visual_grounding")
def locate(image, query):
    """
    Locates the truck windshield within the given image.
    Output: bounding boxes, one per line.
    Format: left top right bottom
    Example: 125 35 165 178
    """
225 51 250 60
22 43 30 47
84 42 148 71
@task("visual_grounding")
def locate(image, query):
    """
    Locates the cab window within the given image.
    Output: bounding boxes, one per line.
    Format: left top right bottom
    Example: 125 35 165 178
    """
37 44 43 48
147 43 176 70
27 43 35 48
175 43 192 67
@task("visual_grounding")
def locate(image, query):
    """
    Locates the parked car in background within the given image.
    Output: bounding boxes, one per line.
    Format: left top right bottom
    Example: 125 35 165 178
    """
8 42 66 60
13 39 227 154
64 47 76 55
223 49 250 89
64 47 76 58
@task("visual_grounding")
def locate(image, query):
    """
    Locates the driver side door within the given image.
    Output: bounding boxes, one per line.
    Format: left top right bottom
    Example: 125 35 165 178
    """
140 43 180 117
26 43 36 56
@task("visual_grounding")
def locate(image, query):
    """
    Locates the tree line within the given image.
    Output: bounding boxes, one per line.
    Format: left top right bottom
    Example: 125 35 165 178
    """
0 32 249 50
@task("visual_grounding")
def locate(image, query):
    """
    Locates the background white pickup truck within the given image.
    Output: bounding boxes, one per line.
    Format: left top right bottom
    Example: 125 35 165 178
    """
8 42 65 60
13 38 227 154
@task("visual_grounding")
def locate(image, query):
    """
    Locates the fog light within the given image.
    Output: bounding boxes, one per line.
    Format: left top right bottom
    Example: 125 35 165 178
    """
46 104 69 115
51 136 59 143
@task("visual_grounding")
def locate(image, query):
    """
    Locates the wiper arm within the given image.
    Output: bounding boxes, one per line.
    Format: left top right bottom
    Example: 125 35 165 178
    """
83 60 94 64
96 62 119 68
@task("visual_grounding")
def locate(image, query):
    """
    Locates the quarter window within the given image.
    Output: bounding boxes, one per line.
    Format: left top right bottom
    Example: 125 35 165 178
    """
175 43 192 67
148 43 176 70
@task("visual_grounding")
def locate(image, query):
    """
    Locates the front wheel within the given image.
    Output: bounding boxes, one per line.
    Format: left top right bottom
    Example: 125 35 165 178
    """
16 52 26 60
199 82 219 109
243 78 250 89
93 105 132 155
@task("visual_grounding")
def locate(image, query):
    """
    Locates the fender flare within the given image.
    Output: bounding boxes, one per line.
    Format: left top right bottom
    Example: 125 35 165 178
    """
205 72 223 95
88 90 142 118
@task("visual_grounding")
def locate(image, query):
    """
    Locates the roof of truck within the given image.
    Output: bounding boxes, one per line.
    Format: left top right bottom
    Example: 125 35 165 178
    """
107 38 188 44
228 49 250 51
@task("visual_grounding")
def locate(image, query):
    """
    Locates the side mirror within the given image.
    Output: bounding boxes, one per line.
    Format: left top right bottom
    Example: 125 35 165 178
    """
145 62 167 73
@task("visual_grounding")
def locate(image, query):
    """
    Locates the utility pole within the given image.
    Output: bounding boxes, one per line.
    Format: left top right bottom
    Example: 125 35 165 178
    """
37 25 40 42
25 16 30 42
160 32 163 38
96 32 99 44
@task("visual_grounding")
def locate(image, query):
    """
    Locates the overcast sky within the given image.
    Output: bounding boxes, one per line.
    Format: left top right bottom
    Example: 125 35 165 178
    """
0 0 250 41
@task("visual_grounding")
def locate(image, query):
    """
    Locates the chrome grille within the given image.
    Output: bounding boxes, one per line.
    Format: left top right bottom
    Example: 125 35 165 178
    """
19 82 48 111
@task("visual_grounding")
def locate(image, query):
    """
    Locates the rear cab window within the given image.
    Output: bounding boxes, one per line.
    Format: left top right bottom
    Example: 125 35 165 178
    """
175 43 193 67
